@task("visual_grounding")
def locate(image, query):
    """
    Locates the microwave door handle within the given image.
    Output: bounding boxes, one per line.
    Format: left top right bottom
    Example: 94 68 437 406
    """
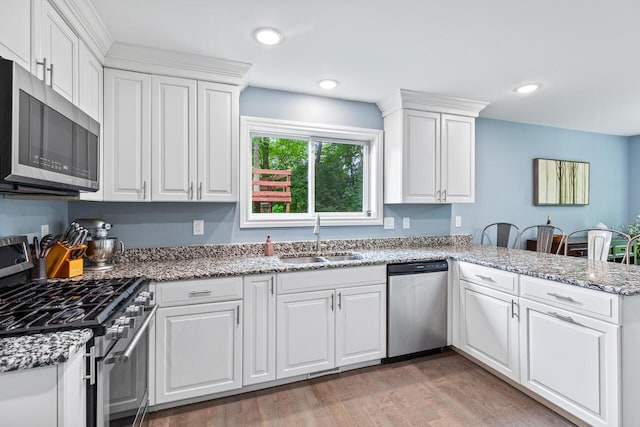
36 58 47 82
118 304 158 364
47 63 53 87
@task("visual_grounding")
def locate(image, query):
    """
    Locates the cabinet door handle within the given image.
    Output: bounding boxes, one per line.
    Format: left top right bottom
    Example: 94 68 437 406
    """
511 300 518 318
189 182 194 200
47 63 54 87
338 292 342 310
188 290 211 298
436 190 441 202
198 182 203 200
36 58 47 81
270 277 274 295
443 189 447 203
547 292 578 303
236 305 240 325
475 274 495 283
547 311 582 326
330 294 334 311
142 181 147 200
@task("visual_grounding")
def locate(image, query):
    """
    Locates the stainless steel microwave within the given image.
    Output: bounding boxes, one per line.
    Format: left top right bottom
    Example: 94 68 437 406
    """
0 58 99 195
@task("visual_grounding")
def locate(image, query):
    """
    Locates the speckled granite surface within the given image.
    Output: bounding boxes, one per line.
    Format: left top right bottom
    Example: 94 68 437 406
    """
0 329 93 373
88 239 640 296
114 235 471 263
6 234 640 373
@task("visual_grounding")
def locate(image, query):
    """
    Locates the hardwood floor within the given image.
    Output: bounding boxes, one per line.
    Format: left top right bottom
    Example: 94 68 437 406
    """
148 351 575 427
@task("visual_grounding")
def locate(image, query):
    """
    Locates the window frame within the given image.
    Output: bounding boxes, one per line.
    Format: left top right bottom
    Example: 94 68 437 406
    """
239 116 383 228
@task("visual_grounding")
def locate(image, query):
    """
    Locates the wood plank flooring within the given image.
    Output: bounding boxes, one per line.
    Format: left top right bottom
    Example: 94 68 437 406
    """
148 351 575 427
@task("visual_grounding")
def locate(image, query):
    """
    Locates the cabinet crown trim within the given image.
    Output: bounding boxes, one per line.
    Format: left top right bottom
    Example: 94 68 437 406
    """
105 42 252 87
52 0 113 60
377 89 489 118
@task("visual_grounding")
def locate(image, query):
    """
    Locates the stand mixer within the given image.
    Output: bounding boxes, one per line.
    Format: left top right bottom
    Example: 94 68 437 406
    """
74 218 124 271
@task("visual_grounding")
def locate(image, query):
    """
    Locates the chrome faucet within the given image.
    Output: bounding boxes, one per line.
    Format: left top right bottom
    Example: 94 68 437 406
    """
313 214 321 252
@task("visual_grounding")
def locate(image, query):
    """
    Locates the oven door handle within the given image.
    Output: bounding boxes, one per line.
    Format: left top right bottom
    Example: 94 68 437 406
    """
118 304 158 364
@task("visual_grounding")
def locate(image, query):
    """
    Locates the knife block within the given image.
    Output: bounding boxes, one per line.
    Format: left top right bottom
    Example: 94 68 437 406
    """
46 242 86 278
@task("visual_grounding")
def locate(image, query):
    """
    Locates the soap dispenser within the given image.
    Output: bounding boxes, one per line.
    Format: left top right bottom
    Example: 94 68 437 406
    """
263 235 274 256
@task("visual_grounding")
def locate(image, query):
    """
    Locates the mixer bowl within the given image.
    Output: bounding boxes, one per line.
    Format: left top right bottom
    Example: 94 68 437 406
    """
85 238 124 271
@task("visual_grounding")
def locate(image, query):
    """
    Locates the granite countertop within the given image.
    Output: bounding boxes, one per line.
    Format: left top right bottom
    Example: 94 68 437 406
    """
0 328 93 373
5 235 640 374
83 244 640 296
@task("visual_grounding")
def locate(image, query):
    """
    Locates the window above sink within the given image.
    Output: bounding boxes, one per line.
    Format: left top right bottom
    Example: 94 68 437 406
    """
239 116 383 228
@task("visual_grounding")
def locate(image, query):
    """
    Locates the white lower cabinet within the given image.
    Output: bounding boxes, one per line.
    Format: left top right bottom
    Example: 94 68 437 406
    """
243 274 276 386
276 290 336 379
519 298 619 427
0 350 86 427
335 284 386 366
276 281 387 380
459 280 520 381
155 300 242 404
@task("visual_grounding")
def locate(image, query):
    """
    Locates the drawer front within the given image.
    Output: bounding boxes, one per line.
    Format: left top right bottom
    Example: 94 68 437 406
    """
458 261 518 295
155 276 243 306
520 275 619 324
278 265 386 294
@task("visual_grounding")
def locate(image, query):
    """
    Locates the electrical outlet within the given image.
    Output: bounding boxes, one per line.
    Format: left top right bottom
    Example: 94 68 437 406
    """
41 224 49 237
193 219 204 235
383 217 395 230
455 216 462 228
402 217 410 229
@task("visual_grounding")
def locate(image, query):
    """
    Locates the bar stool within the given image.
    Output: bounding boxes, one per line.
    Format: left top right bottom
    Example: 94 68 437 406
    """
564 228 631 263
514 224 565 253
480 222 519 248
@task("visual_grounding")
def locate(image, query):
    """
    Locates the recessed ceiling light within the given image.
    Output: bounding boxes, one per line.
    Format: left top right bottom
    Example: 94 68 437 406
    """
318 79 338 90
514 83 541 94
254 28 282 45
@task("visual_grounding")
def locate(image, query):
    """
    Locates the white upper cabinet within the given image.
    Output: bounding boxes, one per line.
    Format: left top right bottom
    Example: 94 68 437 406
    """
78 41 104 201
441 114 475 202
35 0 79 103
103 68 151 201
100 43 250 202
377 90 488 204
197 81 239 201
0 0 31 71
151 75 197 201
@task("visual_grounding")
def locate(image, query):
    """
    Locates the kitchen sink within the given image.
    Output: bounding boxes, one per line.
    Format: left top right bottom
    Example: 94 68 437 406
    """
279 253 362 264
279 256 328 264
321 254 361 262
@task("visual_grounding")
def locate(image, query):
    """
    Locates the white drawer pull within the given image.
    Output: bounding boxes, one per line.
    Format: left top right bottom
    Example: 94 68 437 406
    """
548 311 582 326
189 290 212 298
475 274 495 282
547 292 579 303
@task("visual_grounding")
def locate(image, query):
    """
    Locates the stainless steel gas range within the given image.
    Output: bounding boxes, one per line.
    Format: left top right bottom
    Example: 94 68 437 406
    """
0 235 155 427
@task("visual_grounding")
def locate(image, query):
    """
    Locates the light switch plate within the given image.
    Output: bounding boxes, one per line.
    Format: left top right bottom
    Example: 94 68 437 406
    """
193 219 204 235
402 217 410 229
384 217 395 230
455 216 462 228
41 224 49 237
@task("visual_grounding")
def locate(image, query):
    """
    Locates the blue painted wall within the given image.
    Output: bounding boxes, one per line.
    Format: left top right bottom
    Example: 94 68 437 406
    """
240 86 383 130
451 118 630 244
0 199 67 237
629 135 640 224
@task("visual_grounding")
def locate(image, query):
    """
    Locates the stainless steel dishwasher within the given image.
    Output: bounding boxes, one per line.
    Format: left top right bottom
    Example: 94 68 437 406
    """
387 260 448 359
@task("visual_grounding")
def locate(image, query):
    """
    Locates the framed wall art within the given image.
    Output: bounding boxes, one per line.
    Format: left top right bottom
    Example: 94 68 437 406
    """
533 158 590 205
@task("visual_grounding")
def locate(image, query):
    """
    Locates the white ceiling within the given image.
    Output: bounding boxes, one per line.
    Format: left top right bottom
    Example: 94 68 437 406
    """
90 0 640 136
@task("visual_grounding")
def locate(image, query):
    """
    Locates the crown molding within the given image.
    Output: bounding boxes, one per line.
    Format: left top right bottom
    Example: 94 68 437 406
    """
377 89 489 118
104 43 252 87
50 0 113 61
